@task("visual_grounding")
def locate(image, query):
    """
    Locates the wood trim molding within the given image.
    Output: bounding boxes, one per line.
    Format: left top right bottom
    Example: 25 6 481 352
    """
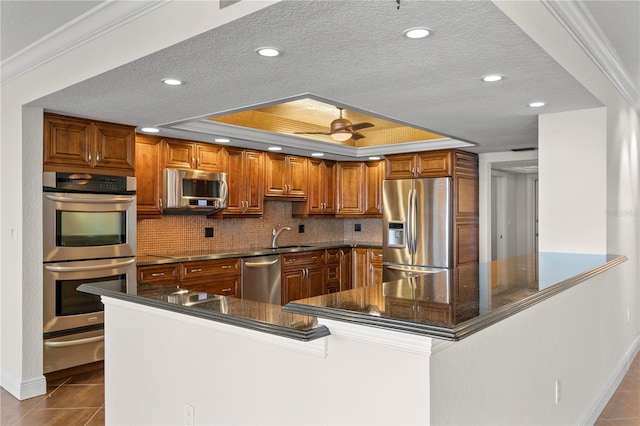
543 1 640 114
1 1 168 84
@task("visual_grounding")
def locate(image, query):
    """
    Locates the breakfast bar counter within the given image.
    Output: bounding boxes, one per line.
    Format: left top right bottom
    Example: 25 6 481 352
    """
80 251 628 425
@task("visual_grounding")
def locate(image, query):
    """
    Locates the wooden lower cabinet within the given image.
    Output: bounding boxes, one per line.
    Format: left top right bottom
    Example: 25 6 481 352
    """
325 248 341 294
281 250 325 305
352 248 383 288
137 257 240 298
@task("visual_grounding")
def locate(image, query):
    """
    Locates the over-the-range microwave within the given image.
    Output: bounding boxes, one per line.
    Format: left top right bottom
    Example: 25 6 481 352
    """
162 168 228 215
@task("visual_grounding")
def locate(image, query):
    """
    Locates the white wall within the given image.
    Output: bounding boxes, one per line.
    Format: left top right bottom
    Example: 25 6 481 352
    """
0 0 279 399
103 299 432 425
539 108 608 253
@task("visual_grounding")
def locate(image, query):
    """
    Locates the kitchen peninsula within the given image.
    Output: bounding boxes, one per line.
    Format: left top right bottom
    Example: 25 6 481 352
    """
80 252 625 425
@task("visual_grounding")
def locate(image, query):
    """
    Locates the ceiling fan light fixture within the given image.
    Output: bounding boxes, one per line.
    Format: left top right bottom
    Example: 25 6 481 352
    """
330 131 352 142
403 27 432 39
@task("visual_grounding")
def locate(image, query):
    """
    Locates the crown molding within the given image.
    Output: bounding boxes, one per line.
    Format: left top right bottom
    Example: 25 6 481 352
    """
1 1 169 84
543 1 640 114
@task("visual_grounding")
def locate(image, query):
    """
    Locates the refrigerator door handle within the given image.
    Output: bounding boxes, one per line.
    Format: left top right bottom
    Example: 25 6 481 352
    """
407 188 414 255
411 188 418 255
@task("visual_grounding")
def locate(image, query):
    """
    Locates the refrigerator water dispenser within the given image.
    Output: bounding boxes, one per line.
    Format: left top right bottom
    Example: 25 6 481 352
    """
387 221 406 248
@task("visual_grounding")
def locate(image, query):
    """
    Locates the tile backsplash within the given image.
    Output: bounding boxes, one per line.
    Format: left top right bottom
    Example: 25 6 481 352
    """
137 201 382 255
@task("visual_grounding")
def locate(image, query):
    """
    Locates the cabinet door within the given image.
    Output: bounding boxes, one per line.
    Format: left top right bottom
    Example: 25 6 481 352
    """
352 248 369 289
93 121 135 172
340 248 352 291
323 161 337 214
364 161 383 215
370 262 384 287
286 156 308 198
164 139 195 169
224 147 244 214
307 266 325 298
196 144 227 172
135 135 162 217
307 159 325 214
43 114 92 169
384 153 417 179
416 150 452 177
336 162 365 215
282 269 306 305
265 153 288 197
243 150 264 214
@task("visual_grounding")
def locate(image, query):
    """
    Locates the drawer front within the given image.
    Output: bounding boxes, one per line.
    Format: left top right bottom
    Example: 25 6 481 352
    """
368 248 384 266
181 276 239 297
325 248 341 264
137 264 179 284
282 250 325 268
180 258 240 281
326 263 340 282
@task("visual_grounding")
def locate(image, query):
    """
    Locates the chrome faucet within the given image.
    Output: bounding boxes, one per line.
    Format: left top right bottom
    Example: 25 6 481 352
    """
271 226 291 248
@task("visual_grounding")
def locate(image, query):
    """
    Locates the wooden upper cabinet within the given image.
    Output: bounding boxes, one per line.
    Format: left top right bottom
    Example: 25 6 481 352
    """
224 147 264 216
293 159 336 216
385 150 452 179
264 153 308 199
364 161 384 216
336 161 365 215
135 134 162 218
163 138 227 172
44 113 135 175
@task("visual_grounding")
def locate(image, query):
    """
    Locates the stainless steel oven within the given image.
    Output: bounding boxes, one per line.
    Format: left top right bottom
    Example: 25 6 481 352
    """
42 171 136 373
43 172 136 262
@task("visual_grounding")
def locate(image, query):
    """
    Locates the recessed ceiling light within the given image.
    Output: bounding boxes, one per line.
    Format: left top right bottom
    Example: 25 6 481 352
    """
268 146 282 151
140 127 160 133
214 138 230 143
256 47 280 57
311 152 324 157
162 78 183 86
368 156 382 161
482 74 503 82
529 101 546 108
403 28 432 39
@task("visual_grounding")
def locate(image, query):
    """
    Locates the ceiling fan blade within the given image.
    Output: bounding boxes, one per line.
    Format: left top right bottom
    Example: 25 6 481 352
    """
294 131 332 135
348 122 374 131
351 132 365 140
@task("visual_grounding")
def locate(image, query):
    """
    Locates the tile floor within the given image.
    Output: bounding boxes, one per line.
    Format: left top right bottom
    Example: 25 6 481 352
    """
1 354 638 425
1 362 104 426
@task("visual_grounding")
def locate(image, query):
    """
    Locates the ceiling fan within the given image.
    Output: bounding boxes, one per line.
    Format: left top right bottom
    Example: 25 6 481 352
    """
295 107 374 142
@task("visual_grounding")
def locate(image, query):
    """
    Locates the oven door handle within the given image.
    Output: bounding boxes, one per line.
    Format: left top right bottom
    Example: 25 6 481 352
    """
44 194 136 204
44 335 104 348
44 258 136 272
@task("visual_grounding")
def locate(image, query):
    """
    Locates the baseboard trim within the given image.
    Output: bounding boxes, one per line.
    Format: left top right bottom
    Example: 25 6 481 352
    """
0 370 47 401
582 335 640 425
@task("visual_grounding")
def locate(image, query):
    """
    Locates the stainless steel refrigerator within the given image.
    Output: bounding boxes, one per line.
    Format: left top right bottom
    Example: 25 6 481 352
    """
383 177 452 282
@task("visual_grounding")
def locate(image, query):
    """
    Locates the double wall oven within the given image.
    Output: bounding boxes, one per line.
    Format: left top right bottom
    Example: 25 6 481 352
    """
43 172 136 373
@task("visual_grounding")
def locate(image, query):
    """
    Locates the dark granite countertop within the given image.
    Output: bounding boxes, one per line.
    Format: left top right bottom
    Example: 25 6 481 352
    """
83 252 626 343
284 252 627 341
78 281 329 341
137 241 382 265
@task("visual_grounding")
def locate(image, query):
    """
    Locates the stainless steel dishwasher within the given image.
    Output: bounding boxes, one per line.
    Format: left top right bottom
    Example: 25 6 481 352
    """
241 255 281 305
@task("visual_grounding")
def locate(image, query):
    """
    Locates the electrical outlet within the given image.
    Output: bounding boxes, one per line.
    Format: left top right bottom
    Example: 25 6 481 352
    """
204 227 214 238
184 403 195 425
354 223 362 232
555 380 560 405
298 224 305 233
627 307 631 324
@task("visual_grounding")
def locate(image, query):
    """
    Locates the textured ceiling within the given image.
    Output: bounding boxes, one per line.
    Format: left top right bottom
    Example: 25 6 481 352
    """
3 0 637 159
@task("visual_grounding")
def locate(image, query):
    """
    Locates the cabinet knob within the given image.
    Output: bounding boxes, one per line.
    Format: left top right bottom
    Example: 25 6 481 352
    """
96 151 100 163
190 268 202 273
221 265 231 269
151 272 165 277
222 288 232 293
